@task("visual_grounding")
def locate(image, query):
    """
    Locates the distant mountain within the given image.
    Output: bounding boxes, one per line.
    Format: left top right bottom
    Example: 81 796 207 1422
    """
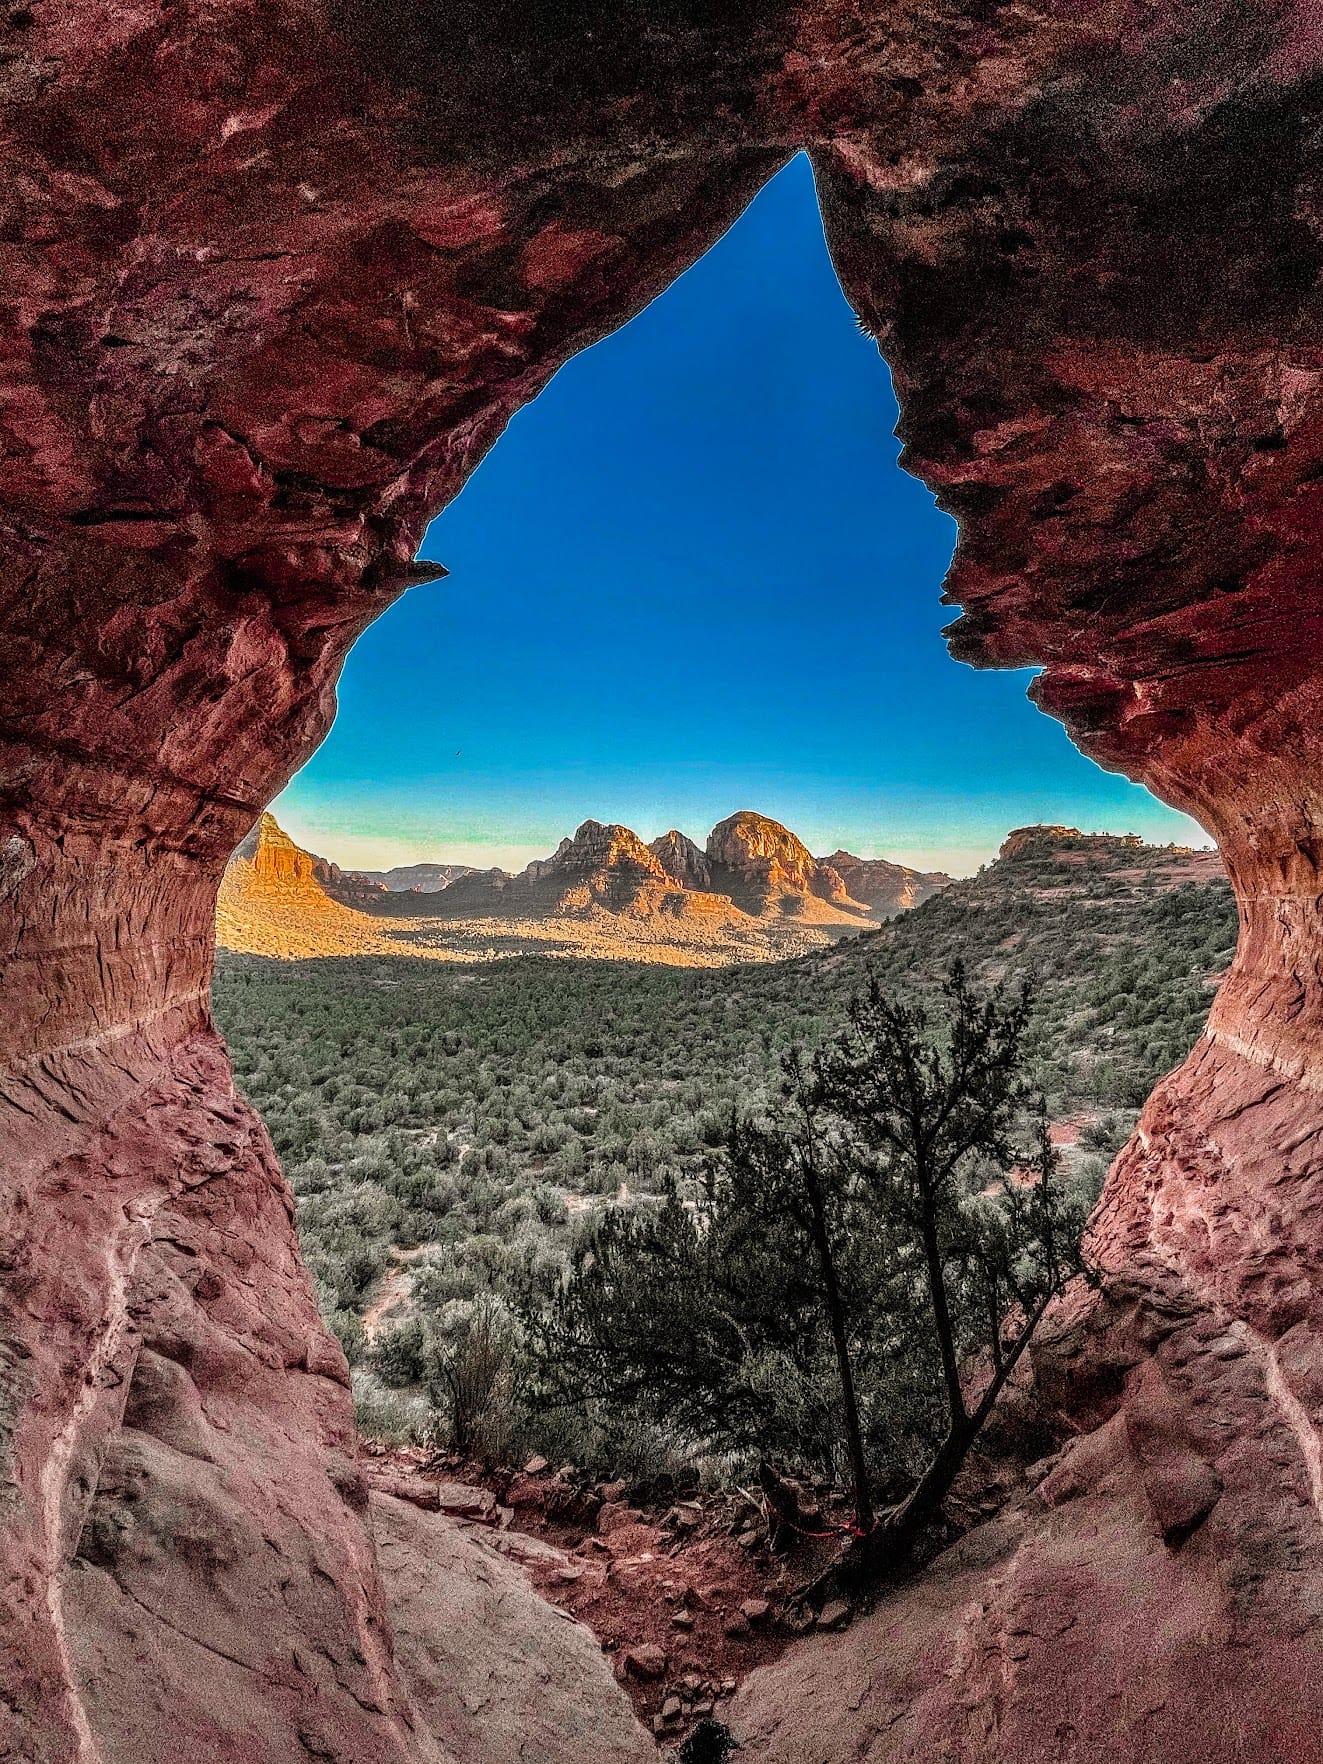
216 812 1218 967
819 849 950 916
399 811 933 932
216 808 962 962
217 814 405 958
432 820 749 926
341 862 477 894
705 810 857 915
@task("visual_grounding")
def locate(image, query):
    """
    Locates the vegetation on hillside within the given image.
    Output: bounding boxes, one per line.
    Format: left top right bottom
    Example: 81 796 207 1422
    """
522 967 1090 1555
211 836 1236 1478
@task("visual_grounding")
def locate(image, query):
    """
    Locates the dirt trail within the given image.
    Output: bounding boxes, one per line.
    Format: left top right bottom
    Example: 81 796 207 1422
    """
362 1258 416 1343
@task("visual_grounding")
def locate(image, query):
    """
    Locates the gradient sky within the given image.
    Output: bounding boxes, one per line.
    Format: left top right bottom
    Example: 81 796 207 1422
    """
273 154 1207 878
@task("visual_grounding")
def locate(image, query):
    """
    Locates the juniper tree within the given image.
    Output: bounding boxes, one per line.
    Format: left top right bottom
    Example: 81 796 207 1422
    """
521 964 1090 1575
818 961 1088 1571
518 1111 852 1484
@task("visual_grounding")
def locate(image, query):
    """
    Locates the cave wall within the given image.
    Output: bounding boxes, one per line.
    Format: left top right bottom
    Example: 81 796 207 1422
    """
3 3 1323 1759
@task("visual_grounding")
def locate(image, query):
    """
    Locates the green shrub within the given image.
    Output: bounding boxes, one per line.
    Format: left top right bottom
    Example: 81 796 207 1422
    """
373 1317 427 1388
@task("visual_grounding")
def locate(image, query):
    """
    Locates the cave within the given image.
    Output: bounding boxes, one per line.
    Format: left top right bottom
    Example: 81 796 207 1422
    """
3 5 1323 1761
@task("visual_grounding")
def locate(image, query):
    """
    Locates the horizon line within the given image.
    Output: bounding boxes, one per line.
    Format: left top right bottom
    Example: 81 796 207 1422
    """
262 804 1217 884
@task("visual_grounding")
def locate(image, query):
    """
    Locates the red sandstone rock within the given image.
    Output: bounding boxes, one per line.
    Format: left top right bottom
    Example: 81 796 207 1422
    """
816 849 950 916
622 1644 668 1682
4 5 1323 1763
374 1495 652 1764
706 810 858 912
649 830 715 892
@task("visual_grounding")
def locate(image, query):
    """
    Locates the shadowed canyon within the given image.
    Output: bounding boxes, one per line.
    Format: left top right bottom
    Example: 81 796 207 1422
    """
4 4 1323 1762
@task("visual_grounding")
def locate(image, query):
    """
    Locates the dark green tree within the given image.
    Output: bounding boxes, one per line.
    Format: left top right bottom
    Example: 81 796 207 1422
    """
518 1122 845 1481
718 1055 877 1532
819 962 1087 1572
513 964 1091 1580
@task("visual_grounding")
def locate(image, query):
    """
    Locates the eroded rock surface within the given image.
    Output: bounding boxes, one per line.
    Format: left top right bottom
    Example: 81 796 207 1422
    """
706 810 856 912
3 2 1323 1760
371 1495 653 1764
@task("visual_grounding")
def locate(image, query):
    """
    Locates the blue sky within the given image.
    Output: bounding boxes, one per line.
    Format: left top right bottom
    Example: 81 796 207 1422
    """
274 154 1207 877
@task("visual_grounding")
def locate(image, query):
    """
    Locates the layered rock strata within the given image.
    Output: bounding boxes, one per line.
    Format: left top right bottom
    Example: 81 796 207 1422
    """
706 810 860 913
815 848 949 915
3 3 1323 1761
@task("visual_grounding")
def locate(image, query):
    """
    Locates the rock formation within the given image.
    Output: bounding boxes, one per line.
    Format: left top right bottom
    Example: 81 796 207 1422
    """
525 820 674 905
364 812 928 931
230 812 325 889
999 825 1144 862
818 848 950 916
4 4 1323 1761
433 819 705 920
218 813 400 956
649 829 715 893
216 812 882 964
706 810 859 914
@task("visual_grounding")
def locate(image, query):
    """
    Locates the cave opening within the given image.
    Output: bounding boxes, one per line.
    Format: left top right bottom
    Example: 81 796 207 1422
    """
270 152 1204 886
8 9 1323 1758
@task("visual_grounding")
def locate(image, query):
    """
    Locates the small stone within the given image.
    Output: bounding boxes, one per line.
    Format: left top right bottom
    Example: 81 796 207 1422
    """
523 1455 549 1476
671 1608 694 1630
740 1597 771 1624
817 1598 851 1631
622 1644 668 1681
661 1696 682 1721
723 1613 751 1639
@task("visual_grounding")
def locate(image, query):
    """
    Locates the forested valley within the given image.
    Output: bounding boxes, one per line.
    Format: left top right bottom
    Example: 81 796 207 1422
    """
212 831 1236 1494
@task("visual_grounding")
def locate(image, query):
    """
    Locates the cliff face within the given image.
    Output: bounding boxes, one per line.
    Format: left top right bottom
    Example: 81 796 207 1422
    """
820 849 950 916
532 822 673 903
217 816 402 957
3 4 1323 1762
707 810 859 912
649 829 715 893
231 812 323 887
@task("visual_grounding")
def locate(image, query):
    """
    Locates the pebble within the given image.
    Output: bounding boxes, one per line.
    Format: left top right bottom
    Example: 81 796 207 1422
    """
817 1598 852 1631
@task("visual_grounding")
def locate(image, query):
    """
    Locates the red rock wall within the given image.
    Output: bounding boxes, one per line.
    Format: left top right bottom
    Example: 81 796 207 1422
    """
3 3 1323 1759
